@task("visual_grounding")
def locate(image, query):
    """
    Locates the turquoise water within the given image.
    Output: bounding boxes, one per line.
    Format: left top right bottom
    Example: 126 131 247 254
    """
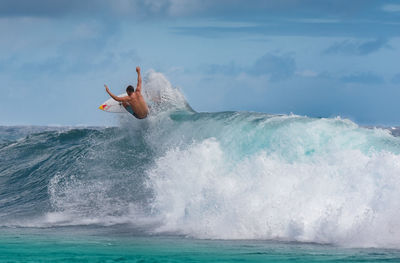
1 227 400 262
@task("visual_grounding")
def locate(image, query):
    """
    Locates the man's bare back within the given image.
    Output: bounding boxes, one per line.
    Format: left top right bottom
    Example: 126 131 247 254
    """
104 66 149 119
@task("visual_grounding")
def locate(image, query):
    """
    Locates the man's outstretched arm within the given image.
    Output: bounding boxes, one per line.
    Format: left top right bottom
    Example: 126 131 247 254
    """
104 85 129 102
136 66 142 93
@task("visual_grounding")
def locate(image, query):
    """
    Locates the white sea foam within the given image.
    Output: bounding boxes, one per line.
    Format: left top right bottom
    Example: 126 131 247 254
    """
142 70 191 114
147 137 400 248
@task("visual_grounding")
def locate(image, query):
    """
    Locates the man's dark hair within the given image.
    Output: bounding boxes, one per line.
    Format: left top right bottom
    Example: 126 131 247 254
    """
126 85 135 94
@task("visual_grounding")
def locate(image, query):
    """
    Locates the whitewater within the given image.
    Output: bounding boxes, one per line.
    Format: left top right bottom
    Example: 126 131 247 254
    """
1 71 400 250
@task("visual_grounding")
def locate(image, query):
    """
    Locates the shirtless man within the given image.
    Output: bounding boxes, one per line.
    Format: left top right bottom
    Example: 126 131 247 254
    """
104 66 149 119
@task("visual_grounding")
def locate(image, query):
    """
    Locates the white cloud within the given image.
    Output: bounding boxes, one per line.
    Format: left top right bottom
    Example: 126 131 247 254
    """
73 22 101 39
168 0 204 16
193 20 259 28
111 0 205 17
382 4 400 12
144 0 167 13
110 0 139 14
295 70 318 77
289 18 340 24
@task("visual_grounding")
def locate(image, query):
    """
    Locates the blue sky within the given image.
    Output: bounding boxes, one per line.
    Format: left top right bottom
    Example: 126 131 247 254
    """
1 0 400 126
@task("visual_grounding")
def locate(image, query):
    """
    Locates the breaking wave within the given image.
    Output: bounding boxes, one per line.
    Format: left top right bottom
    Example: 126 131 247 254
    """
1 72 400 248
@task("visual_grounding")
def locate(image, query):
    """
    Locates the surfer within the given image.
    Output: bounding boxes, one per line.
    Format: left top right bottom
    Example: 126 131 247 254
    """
104 66 149 119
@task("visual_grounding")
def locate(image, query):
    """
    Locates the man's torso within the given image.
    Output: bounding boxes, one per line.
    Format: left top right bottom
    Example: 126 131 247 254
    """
128 92 149 119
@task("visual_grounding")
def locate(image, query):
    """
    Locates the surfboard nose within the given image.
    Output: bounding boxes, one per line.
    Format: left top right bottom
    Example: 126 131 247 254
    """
99 104 106 110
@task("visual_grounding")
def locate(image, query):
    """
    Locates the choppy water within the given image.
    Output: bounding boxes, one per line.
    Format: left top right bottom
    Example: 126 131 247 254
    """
1 72 400 261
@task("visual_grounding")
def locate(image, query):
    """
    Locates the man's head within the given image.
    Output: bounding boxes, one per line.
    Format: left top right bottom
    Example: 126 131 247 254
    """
126 85 135 95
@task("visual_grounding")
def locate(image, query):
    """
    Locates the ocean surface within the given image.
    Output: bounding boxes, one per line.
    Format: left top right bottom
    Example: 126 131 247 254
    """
1 72 400 262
